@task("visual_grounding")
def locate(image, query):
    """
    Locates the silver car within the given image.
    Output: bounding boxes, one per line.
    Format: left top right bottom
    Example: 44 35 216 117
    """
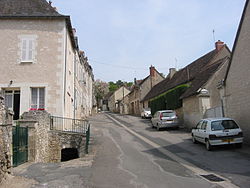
151 110 179 131
141 108 152 119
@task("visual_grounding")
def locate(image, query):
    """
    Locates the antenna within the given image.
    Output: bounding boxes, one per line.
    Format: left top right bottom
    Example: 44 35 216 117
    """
175 58 178 70
213 29 216 43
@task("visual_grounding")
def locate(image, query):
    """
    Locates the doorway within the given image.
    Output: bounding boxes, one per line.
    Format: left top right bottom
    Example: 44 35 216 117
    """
4 90 20 120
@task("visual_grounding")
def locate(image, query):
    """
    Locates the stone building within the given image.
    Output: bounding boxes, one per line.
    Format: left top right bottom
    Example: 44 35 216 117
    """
108 86 130 113
222 0 250 144
129 66 164 115
142 41 230 128
0 0 94 120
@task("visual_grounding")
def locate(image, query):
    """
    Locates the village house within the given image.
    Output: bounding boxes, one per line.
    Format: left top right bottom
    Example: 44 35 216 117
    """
108 86 130 113
128 66 164 115
142 41 231 129
0 0 94 120
220 0 250 144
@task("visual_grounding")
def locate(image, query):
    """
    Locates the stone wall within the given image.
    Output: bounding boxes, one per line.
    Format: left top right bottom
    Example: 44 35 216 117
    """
19 110 87 163
0 96 13 183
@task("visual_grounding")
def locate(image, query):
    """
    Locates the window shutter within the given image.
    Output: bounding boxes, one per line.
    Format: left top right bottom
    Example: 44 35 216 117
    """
31 88 38 109
21 39 27 61
28 40 33 61
39 88 45 109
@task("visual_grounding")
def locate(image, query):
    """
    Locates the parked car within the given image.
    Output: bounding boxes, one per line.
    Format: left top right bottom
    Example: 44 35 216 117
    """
151 110 179 131
191 118 243 151
141 108 152 119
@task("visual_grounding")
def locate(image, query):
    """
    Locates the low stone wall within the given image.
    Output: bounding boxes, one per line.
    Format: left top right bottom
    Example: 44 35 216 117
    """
19 111 86 163
0 96 13 183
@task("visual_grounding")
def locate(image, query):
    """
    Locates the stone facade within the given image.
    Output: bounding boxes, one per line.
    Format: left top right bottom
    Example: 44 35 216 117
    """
108 86 130 113
0 10 94 121
223 0 250 144
19 111 87 163
129 66 164 115
0 96 13 183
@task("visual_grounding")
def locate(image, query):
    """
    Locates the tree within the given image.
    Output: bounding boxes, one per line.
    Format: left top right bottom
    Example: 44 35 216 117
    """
94 79 109 107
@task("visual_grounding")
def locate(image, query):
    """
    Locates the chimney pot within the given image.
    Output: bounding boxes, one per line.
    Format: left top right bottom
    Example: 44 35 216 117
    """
215 40 224 51
169 68 176 79
150 66 156 77
49 1 52 5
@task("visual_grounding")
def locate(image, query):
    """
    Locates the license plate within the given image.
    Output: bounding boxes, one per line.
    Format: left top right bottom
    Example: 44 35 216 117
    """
222 139 234 142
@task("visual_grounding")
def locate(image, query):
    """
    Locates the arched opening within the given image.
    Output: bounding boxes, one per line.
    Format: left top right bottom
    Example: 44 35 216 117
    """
61 148 79 162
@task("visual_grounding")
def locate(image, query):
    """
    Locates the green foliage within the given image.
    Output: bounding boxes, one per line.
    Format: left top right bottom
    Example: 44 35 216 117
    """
149 84 189 115
108 80 133 92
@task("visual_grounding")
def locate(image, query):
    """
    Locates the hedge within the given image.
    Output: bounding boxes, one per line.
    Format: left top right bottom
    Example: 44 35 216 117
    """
149 84 189 115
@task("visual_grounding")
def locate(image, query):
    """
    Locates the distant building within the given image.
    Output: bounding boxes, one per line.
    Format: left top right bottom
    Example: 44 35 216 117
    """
129 66 164 115
0 0 94 120
108 86 130 113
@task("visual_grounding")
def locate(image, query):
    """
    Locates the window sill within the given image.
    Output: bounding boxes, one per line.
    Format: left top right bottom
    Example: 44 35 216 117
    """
30 108 45 111
20 61 33 64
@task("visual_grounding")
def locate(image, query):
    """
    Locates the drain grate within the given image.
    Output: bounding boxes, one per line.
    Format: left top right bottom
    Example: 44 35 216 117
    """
200 174 225 182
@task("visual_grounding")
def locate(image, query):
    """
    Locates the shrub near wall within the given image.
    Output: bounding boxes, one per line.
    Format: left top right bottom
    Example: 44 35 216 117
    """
149 84 189 115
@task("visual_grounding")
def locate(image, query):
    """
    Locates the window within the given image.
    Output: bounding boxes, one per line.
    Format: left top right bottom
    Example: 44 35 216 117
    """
20 36 36 62
211 120 239 131
201 121 207 130
30 88 45 110
196 121 203 129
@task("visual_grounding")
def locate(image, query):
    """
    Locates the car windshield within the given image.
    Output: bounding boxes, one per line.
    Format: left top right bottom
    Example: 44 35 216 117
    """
211 120 239 131
162 112 175 117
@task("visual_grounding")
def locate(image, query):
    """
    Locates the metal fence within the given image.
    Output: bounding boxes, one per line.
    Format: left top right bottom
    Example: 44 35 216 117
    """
50 116 91 153
50 116 90 134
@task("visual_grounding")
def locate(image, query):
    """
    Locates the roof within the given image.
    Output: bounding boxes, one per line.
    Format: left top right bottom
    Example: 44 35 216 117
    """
224 0 249 83
142 49 218 102
180 56 230 99
202 117 234 122
0 0 63 17
0 0 77 49
104 91 114 100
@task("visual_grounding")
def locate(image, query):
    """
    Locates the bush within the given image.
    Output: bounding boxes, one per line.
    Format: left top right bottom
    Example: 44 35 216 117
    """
149 84 189 115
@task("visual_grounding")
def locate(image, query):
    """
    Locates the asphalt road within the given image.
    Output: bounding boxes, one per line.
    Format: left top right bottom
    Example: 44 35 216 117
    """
11 112 250 188
87 112 250 188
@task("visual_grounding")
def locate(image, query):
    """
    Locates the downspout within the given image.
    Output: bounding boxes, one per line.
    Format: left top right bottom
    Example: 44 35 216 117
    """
63 23 68 117
73 52 76 119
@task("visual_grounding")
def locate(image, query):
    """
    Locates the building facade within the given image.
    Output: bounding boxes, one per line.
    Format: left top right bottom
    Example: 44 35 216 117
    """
222 0 250 144
0 0 94 120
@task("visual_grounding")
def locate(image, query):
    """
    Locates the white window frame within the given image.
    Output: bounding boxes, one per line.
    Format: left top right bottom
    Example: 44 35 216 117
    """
30 88 45 110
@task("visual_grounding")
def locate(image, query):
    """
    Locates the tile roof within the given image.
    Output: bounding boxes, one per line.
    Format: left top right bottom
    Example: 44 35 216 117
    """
142 49 218 102
180 56 229 99
0 0 63 17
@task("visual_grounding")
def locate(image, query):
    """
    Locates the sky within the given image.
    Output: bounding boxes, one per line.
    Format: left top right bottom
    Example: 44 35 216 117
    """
52 0 246 82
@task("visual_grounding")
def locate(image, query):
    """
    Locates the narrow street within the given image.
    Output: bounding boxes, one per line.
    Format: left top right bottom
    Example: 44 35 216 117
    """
4 112 250 188
87 112 250 188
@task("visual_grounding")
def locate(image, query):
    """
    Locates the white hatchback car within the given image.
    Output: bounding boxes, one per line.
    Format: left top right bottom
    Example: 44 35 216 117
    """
191 118 243 151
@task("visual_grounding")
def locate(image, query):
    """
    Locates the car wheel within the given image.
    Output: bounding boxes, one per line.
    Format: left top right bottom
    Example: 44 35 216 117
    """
151 122 154 128
205 139 212 151
192 134 197 144
236 143 242 148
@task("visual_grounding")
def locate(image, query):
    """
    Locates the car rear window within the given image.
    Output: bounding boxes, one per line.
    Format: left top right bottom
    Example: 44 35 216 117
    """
162 112 175 117
211 120 239 131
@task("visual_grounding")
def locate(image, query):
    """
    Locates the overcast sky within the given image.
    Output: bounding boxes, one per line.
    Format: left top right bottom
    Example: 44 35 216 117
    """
52 0 245 82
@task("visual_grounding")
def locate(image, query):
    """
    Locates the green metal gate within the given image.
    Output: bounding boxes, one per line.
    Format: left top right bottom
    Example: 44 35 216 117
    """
12 126 28 167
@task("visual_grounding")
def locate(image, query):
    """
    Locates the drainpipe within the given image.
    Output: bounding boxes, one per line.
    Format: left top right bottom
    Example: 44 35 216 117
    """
63 23 68 118
73 52 76 120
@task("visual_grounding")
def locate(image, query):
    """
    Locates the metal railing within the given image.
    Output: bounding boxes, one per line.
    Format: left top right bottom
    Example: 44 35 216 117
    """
50 116 89 134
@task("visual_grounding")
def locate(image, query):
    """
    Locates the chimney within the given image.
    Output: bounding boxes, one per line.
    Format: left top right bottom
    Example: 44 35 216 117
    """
149 65 156 77
72 28 76 36
134 78 137 85
215 40 224 51
168 68 176 79
49 1 52 6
